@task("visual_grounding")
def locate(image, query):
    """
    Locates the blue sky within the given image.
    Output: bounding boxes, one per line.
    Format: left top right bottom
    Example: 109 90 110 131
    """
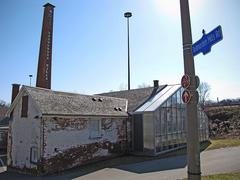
1 0 239 103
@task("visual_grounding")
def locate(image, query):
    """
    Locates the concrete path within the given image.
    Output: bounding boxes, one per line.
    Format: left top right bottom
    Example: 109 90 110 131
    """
0 146 240 180
72 146 240 180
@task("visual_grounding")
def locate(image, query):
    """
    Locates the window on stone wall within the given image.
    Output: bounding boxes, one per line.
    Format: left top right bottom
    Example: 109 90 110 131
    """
30 147 38 164
21 96 28 117
89 119 102 138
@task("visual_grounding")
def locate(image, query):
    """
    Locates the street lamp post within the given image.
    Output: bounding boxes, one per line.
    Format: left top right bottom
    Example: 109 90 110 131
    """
124 12 132 91
29 75 33 86
179 0 201 179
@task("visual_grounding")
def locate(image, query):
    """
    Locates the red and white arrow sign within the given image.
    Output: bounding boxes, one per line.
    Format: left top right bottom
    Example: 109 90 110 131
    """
182 90 192 104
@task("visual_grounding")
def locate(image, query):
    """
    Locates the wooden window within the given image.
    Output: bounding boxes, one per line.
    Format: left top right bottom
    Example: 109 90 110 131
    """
21 96 28 117
89 119 101 138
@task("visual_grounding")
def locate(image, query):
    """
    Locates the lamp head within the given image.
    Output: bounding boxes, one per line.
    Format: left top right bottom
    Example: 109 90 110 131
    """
124 12 132 18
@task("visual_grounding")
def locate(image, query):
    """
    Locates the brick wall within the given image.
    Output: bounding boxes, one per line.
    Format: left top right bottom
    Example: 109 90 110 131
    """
41 116 128 174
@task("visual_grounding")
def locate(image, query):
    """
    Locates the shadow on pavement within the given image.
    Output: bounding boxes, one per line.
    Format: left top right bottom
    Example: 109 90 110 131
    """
117 154 187 173
115 141 210 174
0 141 211 179
0 170 88 180
0 155 187 180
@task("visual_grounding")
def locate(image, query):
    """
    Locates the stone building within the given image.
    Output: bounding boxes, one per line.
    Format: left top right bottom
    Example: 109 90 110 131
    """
6 86 129 174
6 81 209 174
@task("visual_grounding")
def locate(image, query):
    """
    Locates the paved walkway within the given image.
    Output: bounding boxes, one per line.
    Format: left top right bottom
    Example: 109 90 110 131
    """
72 146 240 180
0 146 240 180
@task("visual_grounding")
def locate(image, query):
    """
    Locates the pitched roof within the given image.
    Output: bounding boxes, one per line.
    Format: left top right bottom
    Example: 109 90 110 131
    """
18 86 128 117
99 85 166 112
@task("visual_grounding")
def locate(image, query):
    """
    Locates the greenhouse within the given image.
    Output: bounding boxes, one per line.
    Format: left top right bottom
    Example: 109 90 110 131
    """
132 84 209 155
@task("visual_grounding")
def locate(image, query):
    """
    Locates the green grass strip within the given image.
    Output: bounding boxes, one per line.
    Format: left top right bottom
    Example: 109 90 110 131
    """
207 138 240 150
201 172 240 180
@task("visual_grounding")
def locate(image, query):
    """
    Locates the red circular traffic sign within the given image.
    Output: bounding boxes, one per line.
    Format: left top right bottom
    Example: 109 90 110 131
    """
181 74 191 89
182 90 192 104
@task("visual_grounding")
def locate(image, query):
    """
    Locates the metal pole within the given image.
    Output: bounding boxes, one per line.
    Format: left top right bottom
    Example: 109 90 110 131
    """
179 0 201 179
127 17 130 90
29 75 33 86
124 12 132 91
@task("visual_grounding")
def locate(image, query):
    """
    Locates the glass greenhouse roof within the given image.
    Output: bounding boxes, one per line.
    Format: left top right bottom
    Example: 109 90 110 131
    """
135 84 181 113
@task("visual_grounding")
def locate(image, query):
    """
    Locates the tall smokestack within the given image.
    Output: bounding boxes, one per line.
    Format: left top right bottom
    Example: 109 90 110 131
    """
36 3 55 89
11 84 20 103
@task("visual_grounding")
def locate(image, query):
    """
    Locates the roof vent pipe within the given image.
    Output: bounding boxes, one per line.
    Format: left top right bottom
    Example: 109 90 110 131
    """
153 80 159 88
11 84 20 103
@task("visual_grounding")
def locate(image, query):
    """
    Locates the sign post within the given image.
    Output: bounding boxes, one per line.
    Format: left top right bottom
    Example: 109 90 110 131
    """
180 1 223 179
180 0 201 179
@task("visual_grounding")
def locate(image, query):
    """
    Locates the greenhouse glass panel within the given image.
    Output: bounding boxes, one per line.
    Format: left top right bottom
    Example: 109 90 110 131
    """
167 107 172 134
155 111 161 137
135 85 181 112
177 88 182 108
172 93 177 133
135 85 172 112
135 84 209 154
160 108 167 135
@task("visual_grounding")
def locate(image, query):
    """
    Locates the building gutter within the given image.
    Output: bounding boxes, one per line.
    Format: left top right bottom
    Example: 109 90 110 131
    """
41 114 128 118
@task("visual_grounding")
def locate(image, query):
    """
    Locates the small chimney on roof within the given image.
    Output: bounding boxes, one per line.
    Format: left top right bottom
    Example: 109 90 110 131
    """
153 80 159 88
11 84 20 103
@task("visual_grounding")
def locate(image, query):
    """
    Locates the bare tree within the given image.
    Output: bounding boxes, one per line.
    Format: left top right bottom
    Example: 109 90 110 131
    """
119 83 127 91
0 100 7 107
197 82 211 107
137 83 150 88
118 82 150 91
0 100 9 116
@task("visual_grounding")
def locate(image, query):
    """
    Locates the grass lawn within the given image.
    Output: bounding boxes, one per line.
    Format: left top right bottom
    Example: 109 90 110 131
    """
201 172 240 180
207 138 240 150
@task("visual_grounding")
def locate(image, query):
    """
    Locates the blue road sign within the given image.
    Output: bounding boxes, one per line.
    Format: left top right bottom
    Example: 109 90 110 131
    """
192 25 223 56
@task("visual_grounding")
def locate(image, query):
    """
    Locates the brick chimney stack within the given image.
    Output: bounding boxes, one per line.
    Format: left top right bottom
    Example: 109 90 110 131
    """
36 3 55 89
11 84 20 103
